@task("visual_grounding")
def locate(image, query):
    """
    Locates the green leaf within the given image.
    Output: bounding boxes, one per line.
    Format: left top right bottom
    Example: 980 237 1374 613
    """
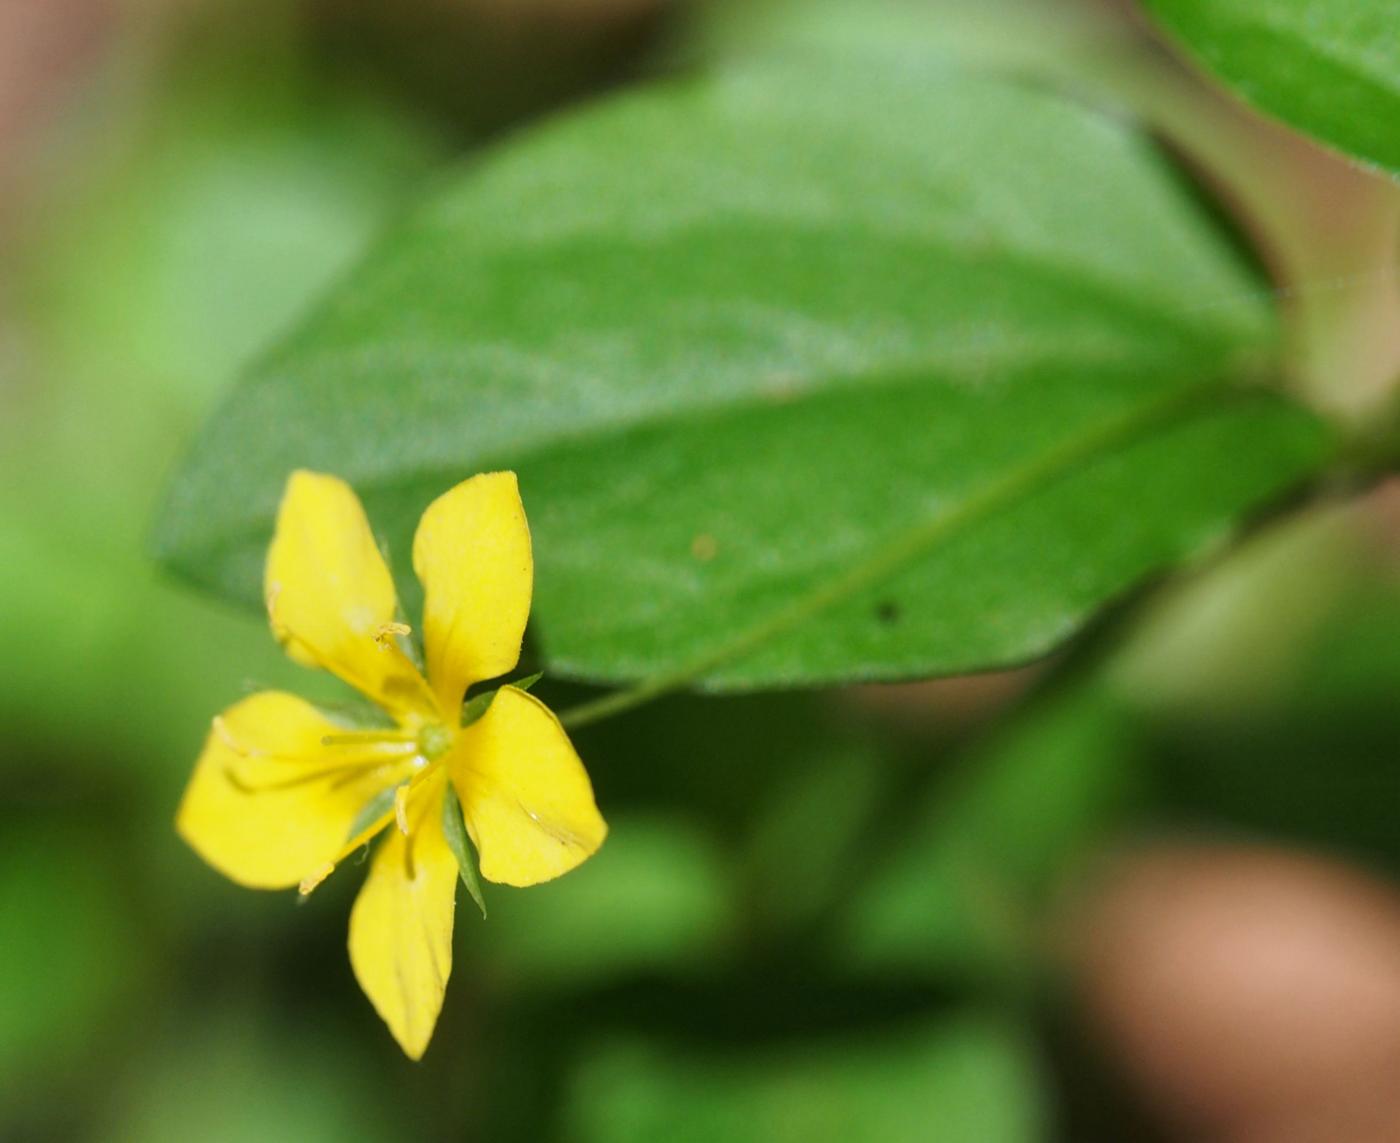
475 814 731 984
442 784 488 918
565 1015 1045 1143
843 682 1142 977
0 822 141 1098
1112 503 1400 873
1144 0 1400 177
108 1011 395 1143
155 39 1327 689
1 56 440 768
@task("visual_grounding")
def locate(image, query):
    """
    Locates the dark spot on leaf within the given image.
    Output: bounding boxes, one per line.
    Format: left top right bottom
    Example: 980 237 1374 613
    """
876 601 900 624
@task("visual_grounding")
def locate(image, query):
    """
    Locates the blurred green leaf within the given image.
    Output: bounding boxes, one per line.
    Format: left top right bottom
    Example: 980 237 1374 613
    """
104 1013 395 1143
1112 504 1400 872
743 739 883 937
1144 0 1400 177
843 680 1142 978
156 32 1327 689
475 815 732 985
566 1014 1045 1142
698 0 1130 81
0 59 444 775
0 823 140 1109
1110 502 1368 715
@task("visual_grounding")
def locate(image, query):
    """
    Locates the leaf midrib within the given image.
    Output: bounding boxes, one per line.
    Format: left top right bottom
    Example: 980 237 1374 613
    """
554 376 1282 721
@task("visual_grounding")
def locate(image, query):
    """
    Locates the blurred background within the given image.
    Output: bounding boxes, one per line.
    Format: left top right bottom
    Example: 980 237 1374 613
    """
4 1 1400 1140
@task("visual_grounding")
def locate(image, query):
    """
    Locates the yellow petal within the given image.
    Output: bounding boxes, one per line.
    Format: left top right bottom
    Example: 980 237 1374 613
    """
176 692 397 889
265 470 434 718
348 785 458 1060
412 471 532 711
453 686 607 887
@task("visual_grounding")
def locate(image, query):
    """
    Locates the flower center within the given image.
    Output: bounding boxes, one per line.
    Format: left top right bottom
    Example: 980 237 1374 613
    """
417 722 455 762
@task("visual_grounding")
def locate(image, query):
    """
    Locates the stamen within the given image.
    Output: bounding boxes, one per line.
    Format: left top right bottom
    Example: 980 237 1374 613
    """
319 730 416 749
374 622 412 646
213 718 314 764
266 610 430 717
394 785 411 836
223 753 405 794
293 759 451 899
216 715 414 766
372 623 441 713
328 766 387 791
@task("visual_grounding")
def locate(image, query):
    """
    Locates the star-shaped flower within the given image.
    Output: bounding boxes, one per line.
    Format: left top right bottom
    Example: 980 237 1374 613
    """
177 470 606 1057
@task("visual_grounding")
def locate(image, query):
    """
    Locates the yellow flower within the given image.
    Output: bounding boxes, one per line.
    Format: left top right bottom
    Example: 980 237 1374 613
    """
177 470 607 1058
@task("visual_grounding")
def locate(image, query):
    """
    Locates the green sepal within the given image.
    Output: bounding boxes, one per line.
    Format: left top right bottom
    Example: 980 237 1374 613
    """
442 783 488 919
459 672 543 729
345 781 405 842
459 688 496 729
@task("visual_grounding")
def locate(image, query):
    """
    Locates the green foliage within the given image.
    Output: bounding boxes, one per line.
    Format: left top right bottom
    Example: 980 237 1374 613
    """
104 1014 393 1143
15 0 1400 1140
154 39 1329 688
475 814 732 984
0 823 140 1108
841 678 1142 979
1113 506 1400 873
1144 0 1400 176
566 1015 1045 1143
0 55 444 771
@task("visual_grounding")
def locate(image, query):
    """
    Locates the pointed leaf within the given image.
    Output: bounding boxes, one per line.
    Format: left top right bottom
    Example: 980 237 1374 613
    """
1145 0 1400 177
442 784 488 918
154 29 1328 688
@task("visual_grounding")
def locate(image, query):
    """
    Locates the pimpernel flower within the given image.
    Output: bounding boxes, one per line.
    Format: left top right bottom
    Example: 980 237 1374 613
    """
177 470 606 1058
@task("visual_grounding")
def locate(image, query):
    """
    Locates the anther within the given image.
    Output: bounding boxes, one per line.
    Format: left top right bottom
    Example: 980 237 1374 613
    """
319 730 415 749
374 622 412 649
